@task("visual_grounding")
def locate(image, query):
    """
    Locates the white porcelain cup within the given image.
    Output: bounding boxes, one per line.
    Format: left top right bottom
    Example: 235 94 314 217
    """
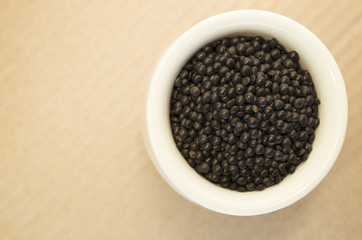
143 10 348 216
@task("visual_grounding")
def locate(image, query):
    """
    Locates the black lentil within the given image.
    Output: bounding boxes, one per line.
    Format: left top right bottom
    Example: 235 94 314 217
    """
170 35 320 192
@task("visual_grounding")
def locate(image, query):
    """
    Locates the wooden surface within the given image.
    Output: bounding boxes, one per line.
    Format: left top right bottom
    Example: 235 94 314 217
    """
0 1 361 239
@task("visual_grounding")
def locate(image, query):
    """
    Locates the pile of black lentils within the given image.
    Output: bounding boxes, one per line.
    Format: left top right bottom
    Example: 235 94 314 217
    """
170 36 320 192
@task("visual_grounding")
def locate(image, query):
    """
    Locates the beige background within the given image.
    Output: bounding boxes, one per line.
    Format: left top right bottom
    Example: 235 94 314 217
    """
0 0 361 239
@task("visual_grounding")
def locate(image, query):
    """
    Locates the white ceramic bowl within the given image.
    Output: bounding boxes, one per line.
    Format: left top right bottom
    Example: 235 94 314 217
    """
143 10 347 215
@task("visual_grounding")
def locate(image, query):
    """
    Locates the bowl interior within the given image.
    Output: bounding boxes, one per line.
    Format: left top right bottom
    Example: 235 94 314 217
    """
145 10 347 215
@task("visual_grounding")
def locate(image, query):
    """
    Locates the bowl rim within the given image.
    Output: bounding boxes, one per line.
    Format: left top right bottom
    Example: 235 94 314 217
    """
144 10 348 215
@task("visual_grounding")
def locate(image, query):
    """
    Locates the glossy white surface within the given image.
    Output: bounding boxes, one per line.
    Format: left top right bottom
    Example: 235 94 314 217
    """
144 10 348 215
